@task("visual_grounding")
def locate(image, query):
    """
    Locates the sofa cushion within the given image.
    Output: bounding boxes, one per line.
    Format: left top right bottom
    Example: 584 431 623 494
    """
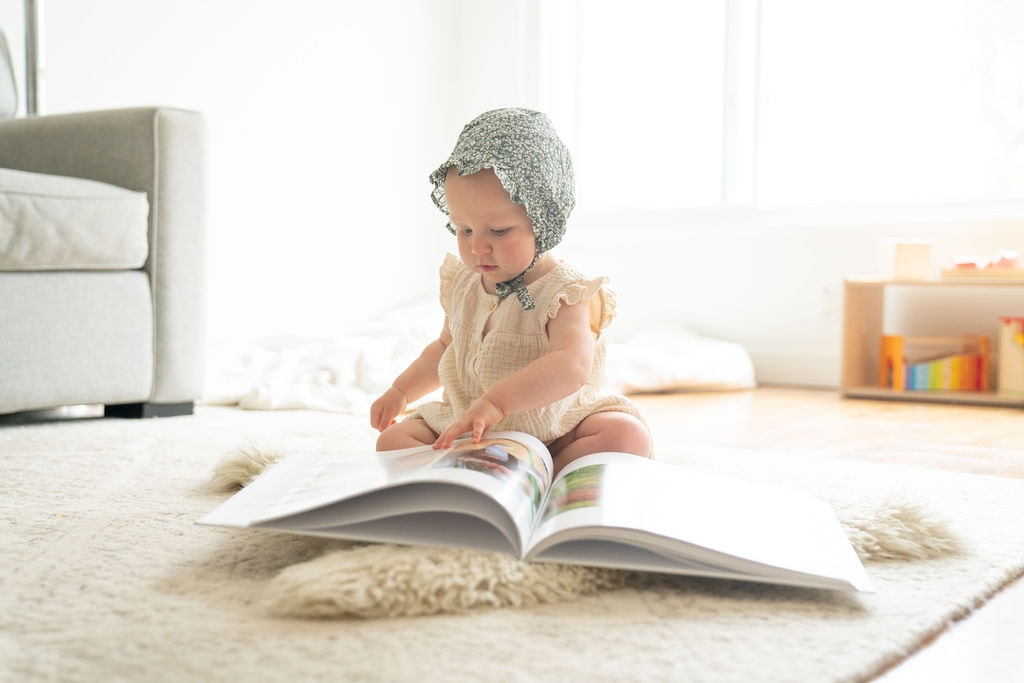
0 167 149 270
0 270 155 413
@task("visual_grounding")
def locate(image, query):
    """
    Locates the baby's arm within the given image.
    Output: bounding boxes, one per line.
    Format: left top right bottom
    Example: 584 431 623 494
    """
370 318 451 432
434 299 595 447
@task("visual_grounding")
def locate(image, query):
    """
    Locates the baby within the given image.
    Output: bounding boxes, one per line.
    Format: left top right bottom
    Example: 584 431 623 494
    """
371 108 651 474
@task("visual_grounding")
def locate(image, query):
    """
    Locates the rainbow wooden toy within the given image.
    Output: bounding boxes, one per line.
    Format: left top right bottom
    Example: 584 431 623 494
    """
879 334 990 392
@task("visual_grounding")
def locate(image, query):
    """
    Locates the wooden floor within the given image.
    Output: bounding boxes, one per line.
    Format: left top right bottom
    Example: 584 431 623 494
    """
630 387 1024 683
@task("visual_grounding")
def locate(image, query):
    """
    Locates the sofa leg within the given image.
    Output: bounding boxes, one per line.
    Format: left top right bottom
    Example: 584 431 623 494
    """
104 402 195 418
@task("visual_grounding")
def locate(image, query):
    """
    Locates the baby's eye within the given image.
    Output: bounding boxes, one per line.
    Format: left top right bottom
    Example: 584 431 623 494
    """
491 228 511 236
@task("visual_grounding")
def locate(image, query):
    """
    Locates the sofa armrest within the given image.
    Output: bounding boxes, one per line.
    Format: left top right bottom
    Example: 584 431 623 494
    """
0 107 207 404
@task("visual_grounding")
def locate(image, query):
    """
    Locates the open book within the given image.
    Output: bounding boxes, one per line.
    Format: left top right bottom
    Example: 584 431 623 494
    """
199 432 873 593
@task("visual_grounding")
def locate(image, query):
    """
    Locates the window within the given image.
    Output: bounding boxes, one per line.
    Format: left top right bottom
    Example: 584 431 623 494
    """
541 0 1024 211
575 1 726 209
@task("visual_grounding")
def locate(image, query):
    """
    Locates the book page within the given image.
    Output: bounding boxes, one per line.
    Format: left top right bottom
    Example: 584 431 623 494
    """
527 453 872 591
199 431 554 558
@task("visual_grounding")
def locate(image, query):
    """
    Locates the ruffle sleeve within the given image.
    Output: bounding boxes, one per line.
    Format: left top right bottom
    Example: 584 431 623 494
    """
437 252 462 317
542 272 616 335
590 285 617 333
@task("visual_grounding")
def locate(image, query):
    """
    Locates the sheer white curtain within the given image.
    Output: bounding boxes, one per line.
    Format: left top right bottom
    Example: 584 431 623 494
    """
759 0 1024 206
541 0 1024 212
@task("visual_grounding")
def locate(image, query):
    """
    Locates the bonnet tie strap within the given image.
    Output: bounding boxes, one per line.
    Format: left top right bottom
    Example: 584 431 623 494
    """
495 276 536 311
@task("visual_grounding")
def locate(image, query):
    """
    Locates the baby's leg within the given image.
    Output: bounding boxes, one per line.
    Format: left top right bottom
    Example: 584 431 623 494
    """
375 417 439 451
549 412 652 475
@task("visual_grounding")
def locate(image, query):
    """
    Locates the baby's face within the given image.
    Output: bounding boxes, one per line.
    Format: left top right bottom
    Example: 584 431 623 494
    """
445 168 538 294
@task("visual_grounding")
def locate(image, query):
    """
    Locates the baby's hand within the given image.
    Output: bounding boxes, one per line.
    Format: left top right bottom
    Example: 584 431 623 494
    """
370 386 407 433
434 396 505 449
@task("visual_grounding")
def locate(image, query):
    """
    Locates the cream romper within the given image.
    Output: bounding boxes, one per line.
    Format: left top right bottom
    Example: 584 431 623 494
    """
412 253 644 444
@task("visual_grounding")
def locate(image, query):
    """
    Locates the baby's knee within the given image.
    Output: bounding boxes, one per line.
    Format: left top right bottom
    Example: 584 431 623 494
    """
375 429 400 451
592 412 653 458
618 416 653 458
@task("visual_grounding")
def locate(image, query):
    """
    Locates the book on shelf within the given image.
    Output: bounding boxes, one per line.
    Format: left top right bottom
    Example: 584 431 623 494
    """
199 431 874 593
999 317 1024 398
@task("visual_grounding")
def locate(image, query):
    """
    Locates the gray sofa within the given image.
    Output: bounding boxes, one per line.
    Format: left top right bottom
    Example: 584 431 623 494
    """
0 36 206 417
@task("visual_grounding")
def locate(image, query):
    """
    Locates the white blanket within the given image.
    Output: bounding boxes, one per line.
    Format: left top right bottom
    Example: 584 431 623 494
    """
204 303 756 413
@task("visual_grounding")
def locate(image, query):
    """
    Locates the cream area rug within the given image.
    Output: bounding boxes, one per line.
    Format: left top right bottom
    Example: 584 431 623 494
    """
2 407 1023 683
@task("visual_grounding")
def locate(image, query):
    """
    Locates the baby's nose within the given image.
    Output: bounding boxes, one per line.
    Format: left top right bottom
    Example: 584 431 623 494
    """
471 235 491 254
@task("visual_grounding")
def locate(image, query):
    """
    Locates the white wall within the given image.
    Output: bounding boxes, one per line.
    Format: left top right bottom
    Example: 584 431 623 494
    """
20 0 462 342
18 0 569 344
7 0 1024 386
562 210 1024 386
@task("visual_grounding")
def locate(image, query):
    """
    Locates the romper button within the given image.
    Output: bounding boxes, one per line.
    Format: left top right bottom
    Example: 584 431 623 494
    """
488 301 496 311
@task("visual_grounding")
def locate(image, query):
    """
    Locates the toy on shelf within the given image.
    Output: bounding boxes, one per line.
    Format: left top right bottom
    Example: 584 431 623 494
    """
879 334 990 392
942 249 1024 280
997 317 1024 399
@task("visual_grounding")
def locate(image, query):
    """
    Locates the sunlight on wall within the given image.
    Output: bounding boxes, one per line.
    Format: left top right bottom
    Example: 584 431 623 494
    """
574 1 725 209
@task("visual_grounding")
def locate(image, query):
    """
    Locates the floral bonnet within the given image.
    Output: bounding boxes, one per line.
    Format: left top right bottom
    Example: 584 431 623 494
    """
429 108 575 311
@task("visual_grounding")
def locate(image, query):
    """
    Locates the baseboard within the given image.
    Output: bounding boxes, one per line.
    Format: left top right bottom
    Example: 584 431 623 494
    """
104 402 195 419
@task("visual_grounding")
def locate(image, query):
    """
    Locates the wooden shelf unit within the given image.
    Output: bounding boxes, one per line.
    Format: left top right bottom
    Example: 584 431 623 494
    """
841 277 1024 407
